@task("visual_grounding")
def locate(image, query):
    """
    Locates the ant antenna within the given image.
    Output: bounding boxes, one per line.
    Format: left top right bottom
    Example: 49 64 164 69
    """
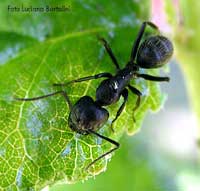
85 129 119 170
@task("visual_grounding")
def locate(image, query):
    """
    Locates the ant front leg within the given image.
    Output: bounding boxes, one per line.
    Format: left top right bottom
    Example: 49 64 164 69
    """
14 90 73 109
110 89 128 132
136 73 170 82
86 129 120 170
98 37 120 71
128 85 142 122
130 21 159 63
53 72 112 86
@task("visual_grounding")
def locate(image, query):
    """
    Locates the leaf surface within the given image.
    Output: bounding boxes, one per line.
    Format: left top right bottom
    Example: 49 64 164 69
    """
0 1 165 190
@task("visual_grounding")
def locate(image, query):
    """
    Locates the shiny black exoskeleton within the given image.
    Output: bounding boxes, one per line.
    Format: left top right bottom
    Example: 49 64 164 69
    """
54 21 174 128
15 21 173 170
15 92 119 170
137 35 173 68
68 96 109 135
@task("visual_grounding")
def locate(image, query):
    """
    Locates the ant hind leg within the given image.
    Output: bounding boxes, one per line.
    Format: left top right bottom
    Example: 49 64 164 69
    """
129 21 159 63
136 73 170 82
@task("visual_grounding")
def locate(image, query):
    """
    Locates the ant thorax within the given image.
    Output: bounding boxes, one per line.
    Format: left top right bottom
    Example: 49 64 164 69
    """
15 21 173 170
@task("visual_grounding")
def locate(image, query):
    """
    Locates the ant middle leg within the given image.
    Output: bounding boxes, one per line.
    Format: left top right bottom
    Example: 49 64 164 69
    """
98 37 120 71
128 85 142 122
86 129 119 170
110 89 128 131
136 73 170 82
53 72 112 86
129 21 159 63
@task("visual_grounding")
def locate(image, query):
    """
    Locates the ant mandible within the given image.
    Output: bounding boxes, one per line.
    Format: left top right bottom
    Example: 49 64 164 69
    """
15 21 173 170
15 91 118 170
53 21 174 129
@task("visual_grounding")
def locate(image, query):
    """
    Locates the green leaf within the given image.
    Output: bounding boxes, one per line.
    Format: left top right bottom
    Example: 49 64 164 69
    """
50 137 174 191
0 0 165 190
0 32 38 64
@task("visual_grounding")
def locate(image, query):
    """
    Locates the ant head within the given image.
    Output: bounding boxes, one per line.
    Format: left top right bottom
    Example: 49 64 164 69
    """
68 96 109 135
136 35 173 69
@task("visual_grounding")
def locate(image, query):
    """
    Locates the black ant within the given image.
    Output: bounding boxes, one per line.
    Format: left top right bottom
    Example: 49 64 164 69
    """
53 21 174 129
15 91 118 170
15 21 173 170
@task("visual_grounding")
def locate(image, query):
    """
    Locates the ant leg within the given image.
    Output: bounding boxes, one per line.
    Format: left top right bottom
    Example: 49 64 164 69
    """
136 73 170 82
128 85 142 122
53 72 112 86
85 129 119 170
130 21 159 63
98 37 120 71
110 89 128 131
14 90 73 109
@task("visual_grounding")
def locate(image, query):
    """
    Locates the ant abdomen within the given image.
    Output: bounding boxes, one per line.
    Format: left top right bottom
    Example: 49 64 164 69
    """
68 96 109 135
136 35 173 69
